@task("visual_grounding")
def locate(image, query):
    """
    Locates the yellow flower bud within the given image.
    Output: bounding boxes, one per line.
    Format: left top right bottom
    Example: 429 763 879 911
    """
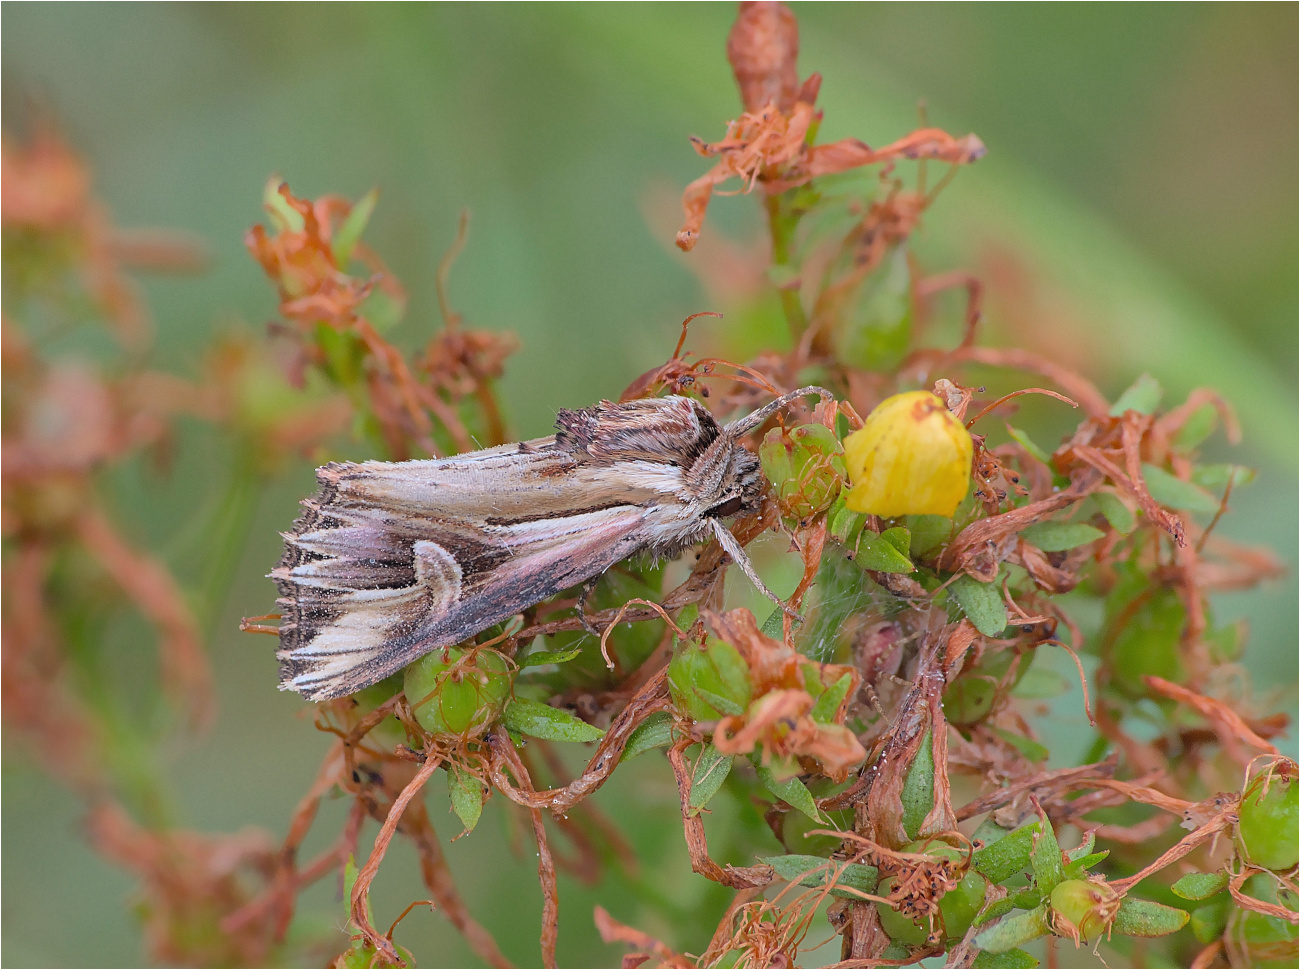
843 391 973 517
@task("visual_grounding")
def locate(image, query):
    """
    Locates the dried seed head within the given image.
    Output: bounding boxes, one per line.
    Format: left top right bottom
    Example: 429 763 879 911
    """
843 390 973 517
727 2 800 113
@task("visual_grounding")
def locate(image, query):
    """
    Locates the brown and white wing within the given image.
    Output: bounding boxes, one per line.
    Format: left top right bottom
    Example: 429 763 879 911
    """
272 447 657 700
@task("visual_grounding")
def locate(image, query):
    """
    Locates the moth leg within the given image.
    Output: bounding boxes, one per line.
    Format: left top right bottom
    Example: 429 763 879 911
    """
709 519 803 621
577 574 604 637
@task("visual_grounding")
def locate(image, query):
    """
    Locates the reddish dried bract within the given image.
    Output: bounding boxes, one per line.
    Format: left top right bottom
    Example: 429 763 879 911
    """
728 1 801 113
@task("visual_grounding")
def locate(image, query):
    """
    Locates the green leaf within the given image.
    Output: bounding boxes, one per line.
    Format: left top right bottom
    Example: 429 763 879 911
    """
263 177 305 232
990 726 1049 763
973 905 1050 954
1005 425 1052 465
760 607 786 640
694 687 745 717
833 243 913 371
1190 896 1231 944
501 698 605 742
810 673 853 724
1012 890 1043 910
620 712 674 762
974 897 1017 927
1093 491 1136 534
448 768 484 835
973 822 1041 883
1191 463 1256 492
828 498 867 545
688 744 734 812
761 854 880 899
342 855 373 927
756 762 823 823
1062 851 1110 879
516 646 583 669
1172 871 1230 901
1064 831 1095 862
882 527 911 557
1031 821 1064 894
972 946 1039 968
1173 403 1218 451
851 529 915 573
905 514 953 557
1141 463 1220 514
971 818 1012 847
951 574 1008 636
901 729 934 840
675 603 700 635
1011 668 1069 700
332 187 379 270
1018 521 1104 552
1111 896 1191 937
1110 373 1163 416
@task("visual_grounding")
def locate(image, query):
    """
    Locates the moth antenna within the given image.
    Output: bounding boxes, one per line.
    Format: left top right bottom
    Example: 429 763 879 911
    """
710 519 802 620
724 385 835 437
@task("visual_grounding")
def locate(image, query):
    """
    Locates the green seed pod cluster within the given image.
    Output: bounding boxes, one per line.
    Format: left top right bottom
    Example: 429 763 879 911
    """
668 637 754 721
404 646 514 737
760 423 847 522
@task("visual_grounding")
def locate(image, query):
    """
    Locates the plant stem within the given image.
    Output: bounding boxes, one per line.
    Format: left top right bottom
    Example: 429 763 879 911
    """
765 193 808 341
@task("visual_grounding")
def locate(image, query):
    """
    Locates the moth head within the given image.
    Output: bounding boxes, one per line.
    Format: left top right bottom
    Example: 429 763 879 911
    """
695 385 836 521
699 441 765 520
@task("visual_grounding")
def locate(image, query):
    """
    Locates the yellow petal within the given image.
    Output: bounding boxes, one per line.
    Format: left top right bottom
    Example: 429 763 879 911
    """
843 390 973 517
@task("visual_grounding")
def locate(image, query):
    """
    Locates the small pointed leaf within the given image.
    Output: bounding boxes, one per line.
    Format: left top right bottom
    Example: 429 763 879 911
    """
1110 373 1163 416
1111 897 1190 937
973 905 1051 954
1172 871 1229 901
448 769 484 835
756 762 823 823
620 712 674 762
688 744 734 811
502 698 605 742
951 574 1008 636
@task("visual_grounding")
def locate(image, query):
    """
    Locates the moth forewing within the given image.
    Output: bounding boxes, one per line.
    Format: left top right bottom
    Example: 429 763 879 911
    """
272 386 832 700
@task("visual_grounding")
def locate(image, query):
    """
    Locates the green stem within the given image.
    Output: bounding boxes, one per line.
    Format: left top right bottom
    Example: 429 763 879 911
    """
765 194 808 341
194 448 262 632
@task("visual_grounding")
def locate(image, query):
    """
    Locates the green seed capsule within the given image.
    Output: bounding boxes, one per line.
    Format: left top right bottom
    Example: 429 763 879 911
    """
1049 878 1119 943
760 423 847 521
668 637 753 721
404 647 513 736
1238 764 1299 872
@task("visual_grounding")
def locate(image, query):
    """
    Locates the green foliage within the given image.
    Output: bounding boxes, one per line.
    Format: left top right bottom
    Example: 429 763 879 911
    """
501 698 605 743
687 744 734 812
950 573 1009 637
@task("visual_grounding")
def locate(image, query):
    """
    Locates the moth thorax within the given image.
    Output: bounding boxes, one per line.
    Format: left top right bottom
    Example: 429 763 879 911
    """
689 439 763 518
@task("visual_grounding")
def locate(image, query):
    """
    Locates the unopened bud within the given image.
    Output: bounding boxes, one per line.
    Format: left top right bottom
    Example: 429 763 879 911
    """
843 391 973 517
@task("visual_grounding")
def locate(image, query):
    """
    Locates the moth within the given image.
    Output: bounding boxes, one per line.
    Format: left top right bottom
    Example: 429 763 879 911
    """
273 385 831 700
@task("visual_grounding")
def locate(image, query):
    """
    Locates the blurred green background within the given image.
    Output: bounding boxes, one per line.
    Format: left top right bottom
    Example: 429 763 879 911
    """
3 4 1295 967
